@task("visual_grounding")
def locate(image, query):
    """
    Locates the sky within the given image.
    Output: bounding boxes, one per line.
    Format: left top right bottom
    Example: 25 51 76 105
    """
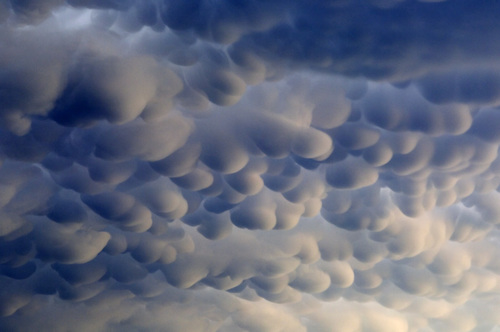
2 0 500 331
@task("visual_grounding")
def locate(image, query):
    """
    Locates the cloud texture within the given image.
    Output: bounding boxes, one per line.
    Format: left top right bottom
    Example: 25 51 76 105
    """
2 0 500 331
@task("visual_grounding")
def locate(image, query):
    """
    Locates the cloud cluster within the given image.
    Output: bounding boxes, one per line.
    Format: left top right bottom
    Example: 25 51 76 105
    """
2 0 500 331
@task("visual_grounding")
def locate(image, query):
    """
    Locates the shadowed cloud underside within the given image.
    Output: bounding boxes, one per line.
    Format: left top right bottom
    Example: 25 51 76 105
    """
2 1 500 331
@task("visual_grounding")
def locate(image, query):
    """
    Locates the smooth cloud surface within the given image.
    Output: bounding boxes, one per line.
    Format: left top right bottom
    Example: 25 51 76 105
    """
2 1 500 331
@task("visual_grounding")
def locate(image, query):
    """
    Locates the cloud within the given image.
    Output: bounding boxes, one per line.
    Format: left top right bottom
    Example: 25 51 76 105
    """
3 1 500 331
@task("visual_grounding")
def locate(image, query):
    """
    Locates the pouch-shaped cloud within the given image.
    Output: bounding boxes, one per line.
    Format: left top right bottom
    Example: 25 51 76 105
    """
94 115 193 162
4 1 500 332
326 157 379 189
50 55 181 126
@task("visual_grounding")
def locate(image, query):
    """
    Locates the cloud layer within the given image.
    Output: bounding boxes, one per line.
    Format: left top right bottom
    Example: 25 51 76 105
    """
2 1 500 331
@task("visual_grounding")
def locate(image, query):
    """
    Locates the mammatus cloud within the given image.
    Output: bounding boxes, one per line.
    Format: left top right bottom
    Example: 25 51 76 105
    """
2 0 500 331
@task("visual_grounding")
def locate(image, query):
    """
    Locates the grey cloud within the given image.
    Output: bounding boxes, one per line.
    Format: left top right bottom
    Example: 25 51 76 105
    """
467 107 500 143
326 157 379 189
6 0 64 25
197 119 250 174
185 67 246 107
68 0 134 11
230 193 277 230
4 1 500 331
333 122 380 151
51 162 114 194
130 178 188 220
47 197 88 223
87 158 137 185
223 159 266 196
33 219 110 264
94 115 193 162
0 25 70 135
150 141 202 177
50 55 182 127
362 85 473 136
417 69 500 106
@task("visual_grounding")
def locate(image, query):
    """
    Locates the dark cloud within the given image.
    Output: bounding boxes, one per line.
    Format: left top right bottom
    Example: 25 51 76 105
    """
3 1 500 331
